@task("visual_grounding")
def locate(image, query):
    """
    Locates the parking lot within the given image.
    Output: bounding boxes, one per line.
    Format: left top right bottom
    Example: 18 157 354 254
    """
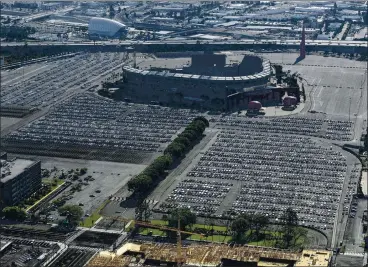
3 93 199 163
259 53 367 118
9 155 147 218
0 116 22 129
214 116 353 141
157 126 351 232
1 52 366 246
0 52 127 109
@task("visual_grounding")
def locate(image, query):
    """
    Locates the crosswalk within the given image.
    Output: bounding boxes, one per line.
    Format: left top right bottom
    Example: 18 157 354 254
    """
68 245 100 252
109 197 157 206
343 252 365 257
110 196 125 202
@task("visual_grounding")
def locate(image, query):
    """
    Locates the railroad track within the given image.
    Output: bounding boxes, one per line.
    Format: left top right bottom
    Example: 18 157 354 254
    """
0 236 56 248
0 227 72 242
48 248 97 267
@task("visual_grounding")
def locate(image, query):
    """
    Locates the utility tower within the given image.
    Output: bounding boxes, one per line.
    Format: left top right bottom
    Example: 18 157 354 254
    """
300 21 306 59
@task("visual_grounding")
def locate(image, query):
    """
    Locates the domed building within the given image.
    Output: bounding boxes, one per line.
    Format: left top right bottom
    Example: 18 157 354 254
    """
88 17 127 39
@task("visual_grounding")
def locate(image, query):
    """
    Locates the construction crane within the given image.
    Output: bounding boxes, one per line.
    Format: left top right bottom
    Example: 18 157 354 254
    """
104 215 204 267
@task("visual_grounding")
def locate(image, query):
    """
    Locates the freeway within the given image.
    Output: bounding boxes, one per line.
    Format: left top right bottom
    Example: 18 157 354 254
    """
21 7 75 23
1 39 367 47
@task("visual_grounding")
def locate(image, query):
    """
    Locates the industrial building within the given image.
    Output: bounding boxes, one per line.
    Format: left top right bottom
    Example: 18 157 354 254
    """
121 53 272 109
88 17 128 39
0 155 41 207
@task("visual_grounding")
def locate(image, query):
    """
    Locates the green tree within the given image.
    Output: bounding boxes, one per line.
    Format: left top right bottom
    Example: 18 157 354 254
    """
59 171 66 179
279 208 299 248
58 204 83 226
80 168 87 175
168 207 196 231
193 116 209 127
155 154 173 169
291 227 308 248
187 120 206 134
231 214 251 243
2 206 27 221
135 200 151 221
180 129 199 142
109 4 115 19
175 136 191 148
143 166 161 180
127 174 153 194
164 142 185 158
251 213 269 240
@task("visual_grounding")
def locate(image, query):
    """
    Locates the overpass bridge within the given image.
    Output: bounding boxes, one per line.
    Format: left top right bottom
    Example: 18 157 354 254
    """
21 7 75 22
1 39 367 59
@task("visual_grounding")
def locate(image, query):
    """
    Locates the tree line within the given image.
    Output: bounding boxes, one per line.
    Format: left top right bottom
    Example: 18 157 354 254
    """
230 208 308 249
127 117 209 197
0 26 36 41
134 205 307 250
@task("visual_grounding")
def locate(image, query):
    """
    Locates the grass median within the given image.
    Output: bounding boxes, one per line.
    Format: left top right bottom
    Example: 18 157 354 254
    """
25 180 65 212
79 199 110 228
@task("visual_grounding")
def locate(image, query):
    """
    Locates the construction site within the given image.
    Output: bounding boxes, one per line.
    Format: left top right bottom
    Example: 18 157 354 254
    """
86 242 331 267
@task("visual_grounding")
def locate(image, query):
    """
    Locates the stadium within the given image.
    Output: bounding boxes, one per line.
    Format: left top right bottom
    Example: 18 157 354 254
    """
88 17 128 39
120 52 292 110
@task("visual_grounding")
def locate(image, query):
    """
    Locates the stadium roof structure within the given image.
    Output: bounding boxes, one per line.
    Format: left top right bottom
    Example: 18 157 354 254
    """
88 17 127 38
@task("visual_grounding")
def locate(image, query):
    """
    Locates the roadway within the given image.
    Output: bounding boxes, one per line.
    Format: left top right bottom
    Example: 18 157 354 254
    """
21 7 75 23
1 39 367 47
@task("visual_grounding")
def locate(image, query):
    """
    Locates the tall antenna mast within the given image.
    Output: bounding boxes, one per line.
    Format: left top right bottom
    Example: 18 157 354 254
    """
177 212 183 267
133 45 137 68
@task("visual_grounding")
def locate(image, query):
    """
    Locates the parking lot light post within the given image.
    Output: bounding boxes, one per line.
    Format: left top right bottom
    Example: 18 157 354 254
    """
349 97 351 122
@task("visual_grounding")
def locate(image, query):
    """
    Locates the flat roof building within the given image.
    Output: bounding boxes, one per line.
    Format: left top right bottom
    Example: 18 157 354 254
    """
0 158 41 207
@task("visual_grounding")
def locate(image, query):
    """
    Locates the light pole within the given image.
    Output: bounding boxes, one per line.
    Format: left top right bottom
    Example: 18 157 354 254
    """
349 97 351 122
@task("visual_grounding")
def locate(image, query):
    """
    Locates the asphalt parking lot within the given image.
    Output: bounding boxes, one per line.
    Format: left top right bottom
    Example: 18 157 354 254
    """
1 52 128 108
2 52 366 251
9 154 147 217
3 93 199 163
0 116 22 130
336 254 365 267
259 53 367 116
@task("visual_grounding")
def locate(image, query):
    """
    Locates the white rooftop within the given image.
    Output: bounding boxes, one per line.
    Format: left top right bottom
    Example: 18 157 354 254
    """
1 159 35 183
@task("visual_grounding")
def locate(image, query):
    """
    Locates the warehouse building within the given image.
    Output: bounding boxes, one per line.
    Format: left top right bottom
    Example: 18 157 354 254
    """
0 158 41 207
